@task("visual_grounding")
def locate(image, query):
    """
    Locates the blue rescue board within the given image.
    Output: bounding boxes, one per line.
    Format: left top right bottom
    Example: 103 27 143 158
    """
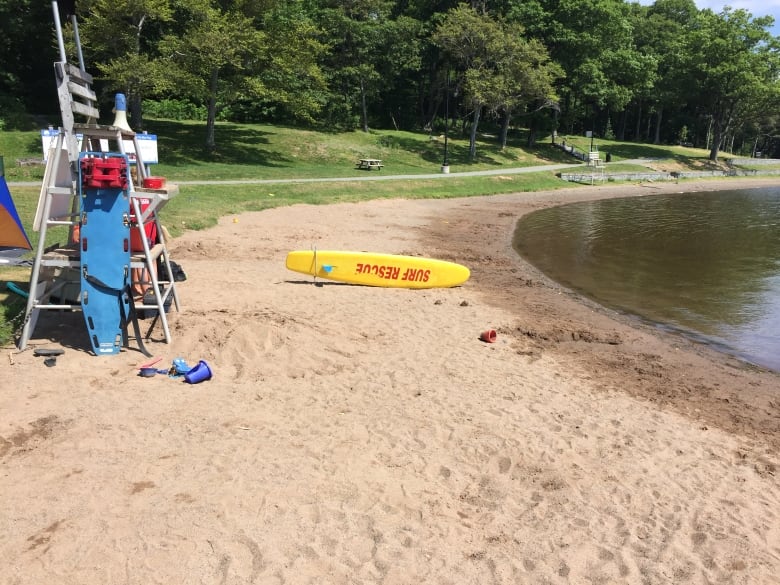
78 154 131 355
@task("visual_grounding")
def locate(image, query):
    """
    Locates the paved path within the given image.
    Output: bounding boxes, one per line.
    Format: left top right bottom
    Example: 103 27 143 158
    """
8 159 663 188
172 163 584 185
7 161 599 188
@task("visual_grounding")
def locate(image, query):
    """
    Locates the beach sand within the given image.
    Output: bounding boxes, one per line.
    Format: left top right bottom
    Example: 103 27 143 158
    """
3 179 779 584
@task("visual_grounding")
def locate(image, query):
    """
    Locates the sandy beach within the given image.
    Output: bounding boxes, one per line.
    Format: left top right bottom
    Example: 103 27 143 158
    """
3 178 779 584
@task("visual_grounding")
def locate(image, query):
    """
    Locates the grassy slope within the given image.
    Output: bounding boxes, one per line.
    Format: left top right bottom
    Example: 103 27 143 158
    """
0 119 746 343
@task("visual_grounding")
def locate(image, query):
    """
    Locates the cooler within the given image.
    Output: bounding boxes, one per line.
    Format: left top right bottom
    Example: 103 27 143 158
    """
130 196 158 251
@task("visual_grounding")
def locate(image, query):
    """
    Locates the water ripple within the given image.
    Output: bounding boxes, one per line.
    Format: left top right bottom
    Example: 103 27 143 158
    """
514 187 780 372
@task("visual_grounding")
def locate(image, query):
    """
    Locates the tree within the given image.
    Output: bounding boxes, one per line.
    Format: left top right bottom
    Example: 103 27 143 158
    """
160 4 261 151
0 1 64 126
78 0 175 129
317 0 422 131
433 5 561 158
489 32 562 148
5 0 780 159
632 0 698 144
680 7 780 160
433 5 500 160
159 0 325 152
234 0 329 124
509 0 654 138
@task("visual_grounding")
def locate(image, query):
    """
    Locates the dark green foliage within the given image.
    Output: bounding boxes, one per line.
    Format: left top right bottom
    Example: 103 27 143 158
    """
143 99 209 121
1 0 779 156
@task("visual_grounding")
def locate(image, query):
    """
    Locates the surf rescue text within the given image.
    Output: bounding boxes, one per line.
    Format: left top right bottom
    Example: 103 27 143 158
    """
355 263 430 283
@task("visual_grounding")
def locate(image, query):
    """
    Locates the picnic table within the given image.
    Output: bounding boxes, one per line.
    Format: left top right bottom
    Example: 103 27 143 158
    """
356 158 384 170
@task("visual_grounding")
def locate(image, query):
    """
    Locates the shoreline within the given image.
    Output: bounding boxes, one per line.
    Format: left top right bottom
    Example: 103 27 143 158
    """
421 178 780 449
3 177 779 583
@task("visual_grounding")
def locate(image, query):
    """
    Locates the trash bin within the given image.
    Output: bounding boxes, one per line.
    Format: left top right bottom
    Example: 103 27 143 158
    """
0 155 4 177
605 152 612 163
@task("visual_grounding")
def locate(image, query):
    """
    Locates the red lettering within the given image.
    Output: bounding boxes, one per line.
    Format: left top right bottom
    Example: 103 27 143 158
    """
356 263 364 274
388 267 400 280
392 267 430 281
378 266 386 278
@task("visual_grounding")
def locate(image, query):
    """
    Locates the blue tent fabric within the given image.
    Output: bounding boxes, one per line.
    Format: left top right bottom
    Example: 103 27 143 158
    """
0 175 32 250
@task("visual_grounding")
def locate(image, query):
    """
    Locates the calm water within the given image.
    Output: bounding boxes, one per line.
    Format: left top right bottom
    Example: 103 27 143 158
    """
513 188 780 372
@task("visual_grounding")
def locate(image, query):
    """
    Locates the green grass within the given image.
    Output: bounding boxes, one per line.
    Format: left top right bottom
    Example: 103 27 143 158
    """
1 120 577 183
0 119 748 345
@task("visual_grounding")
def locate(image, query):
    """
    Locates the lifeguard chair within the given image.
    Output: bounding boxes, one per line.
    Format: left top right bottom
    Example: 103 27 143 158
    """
17 0 180 354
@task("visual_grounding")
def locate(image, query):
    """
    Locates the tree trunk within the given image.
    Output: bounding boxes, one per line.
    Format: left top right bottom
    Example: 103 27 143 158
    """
421 62 439 129
653 107 663 145
469 104 481 161
617 108 627 141
499 109 510 149
634 101 642 141
426 97 441 133
709 114 723 161
130 16 145 130
528 109 540 147
563 92 575 135
360 77 369 133
130 93 143 131
645 112 652 142
205 67 219 153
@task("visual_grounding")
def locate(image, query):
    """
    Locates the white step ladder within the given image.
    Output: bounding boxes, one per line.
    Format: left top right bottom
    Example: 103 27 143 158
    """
16 1 180 352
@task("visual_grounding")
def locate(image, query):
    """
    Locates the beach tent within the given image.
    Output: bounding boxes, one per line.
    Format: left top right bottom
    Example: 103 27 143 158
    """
0 174 32 250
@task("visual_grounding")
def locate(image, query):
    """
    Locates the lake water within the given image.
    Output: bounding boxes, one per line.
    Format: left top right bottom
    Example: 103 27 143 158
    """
513 187 780 372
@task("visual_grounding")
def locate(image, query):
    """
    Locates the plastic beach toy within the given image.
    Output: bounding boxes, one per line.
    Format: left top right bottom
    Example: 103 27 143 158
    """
480 329 497 343
184 360 213 384
139 367 170 377
171 358 190 376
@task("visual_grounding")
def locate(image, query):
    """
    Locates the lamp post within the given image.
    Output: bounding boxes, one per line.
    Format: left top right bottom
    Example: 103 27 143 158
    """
442 70 450 174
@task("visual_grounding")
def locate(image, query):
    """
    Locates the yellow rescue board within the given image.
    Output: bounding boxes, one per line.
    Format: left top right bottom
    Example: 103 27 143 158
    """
285 250 470 289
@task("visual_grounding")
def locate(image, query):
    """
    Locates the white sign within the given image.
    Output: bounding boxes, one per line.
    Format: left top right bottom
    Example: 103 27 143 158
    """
40 128 78 161
132 133 159 165
41 128 159 165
